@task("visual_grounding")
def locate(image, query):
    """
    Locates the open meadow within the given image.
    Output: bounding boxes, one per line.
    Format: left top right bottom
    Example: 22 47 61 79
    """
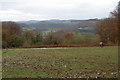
2 46 118 78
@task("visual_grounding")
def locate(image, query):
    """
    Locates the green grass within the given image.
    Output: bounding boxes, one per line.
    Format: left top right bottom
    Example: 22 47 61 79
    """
2 46 118 78
22 27 36 31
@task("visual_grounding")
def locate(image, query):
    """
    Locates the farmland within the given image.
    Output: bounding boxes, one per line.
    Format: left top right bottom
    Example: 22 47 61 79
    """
2 46 118 78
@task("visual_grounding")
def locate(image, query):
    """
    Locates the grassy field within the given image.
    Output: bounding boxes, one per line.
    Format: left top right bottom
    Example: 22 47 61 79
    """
2 46 118 78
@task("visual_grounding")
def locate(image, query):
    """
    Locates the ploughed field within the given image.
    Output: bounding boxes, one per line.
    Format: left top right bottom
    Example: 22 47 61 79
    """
2 46 118 78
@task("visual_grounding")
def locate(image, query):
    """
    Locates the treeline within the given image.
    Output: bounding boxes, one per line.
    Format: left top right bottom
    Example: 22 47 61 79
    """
2 1 119 48
2 22 99 48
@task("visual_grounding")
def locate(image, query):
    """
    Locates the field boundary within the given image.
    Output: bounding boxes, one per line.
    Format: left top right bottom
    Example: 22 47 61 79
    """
2 44 116 49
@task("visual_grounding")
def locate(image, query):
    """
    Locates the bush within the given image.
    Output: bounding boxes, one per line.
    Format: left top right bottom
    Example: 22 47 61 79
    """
8 35 24 48
31 33 43 45
43 33 63 45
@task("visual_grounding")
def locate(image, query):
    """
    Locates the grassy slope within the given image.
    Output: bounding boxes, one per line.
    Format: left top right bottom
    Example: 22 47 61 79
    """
2 46 118 78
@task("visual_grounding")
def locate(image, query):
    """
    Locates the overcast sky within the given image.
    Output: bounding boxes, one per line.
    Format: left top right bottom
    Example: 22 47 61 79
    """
0 0 119 21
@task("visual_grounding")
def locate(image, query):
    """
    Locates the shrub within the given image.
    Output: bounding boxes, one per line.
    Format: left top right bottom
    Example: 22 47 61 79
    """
8 35 24 48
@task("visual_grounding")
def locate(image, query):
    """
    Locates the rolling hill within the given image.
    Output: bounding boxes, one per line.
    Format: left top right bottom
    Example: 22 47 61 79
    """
17 19 100 34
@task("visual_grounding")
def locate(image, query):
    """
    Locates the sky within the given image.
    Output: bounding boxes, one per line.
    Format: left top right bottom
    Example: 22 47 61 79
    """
0 0 119 21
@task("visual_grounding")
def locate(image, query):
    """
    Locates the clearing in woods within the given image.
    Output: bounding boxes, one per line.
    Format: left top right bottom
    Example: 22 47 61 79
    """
2 46 118 78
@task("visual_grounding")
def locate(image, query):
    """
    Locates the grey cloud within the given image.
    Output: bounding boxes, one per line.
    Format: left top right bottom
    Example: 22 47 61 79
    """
0 0 119 21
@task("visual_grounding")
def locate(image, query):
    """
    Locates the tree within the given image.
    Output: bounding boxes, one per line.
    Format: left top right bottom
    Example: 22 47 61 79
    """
43 32 62 45
71 32 85 45
64 33 73 39
97 2 119 44
23 30 34 46
64 32 73 44
31 33 43 45
2 22 23 48
118 1 120 43
7 35 24 48
2 22 22 35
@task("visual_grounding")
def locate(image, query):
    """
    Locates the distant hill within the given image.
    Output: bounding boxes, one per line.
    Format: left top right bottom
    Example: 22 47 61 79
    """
17 19 100 34
64 20 99 34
